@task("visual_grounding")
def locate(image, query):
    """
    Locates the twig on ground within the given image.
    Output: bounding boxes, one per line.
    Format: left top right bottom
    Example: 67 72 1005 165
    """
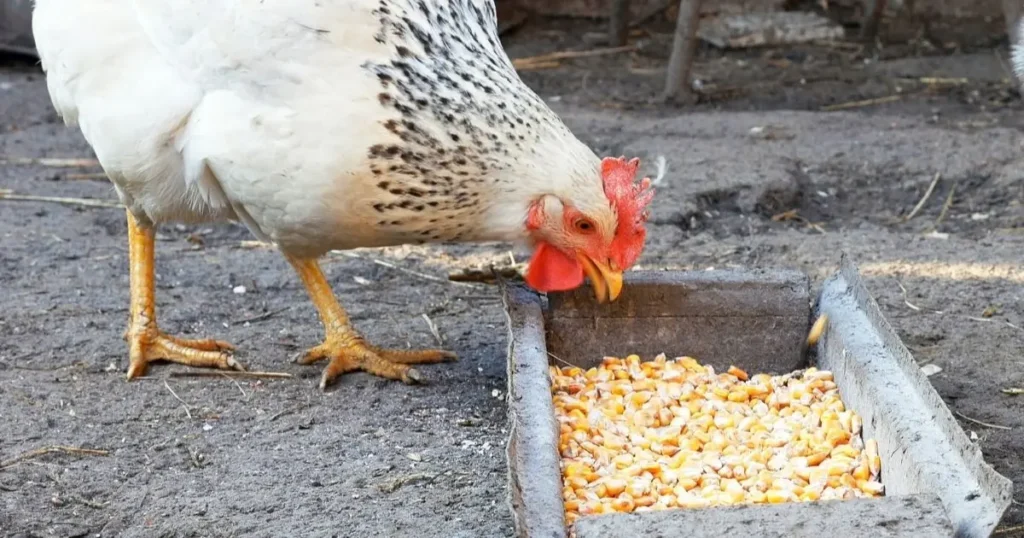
932 180 958 229
377 472 439 493
1 446 109 470
915 77 969 86
334 251 469 286
821 94 904 112
168 371 293 379
0 190 122 209
896 281 922 311
512 45 636 71
771 209 800 222
965 316 1022 331
268 397 311 422
547 351 575 369
0 157 99 167
163 381 193 419
238 240 273 249
954 411 1012 431
994 524 1024 536
222 373 248 400
231 306 291 325
65 172 108 180
902 172 941 222
422 313 444 346
811 40 864 51
513 60 561 71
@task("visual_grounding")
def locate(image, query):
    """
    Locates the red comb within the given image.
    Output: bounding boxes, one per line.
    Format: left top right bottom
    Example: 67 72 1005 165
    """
601 156 654 270
601 157 655 224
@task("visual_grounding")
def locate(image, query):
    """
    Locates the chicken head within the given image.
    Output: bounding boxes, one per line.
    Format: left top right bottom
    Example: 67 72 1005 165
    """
524 157 654 303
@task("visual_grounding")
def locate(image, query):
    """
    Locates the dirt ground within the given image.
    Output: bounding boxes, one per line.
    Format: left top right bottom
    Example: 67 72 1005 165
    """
2 6 1023 538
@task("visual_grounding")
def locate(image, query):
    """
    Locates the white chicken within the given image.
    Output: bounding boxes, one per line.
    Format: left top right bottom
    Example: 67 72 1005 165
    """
31 0 654 389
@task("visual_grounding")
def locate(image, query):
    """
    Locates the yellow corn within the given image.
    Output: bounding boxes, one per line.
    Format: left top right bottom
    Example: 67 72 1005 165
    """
807 314 828 346
552 355 882 525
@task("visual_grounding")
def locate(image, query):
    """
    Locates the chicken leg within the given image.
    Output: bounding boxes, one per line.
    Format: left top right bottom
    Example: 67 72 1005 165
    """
124 210 243 379
285 256 456 390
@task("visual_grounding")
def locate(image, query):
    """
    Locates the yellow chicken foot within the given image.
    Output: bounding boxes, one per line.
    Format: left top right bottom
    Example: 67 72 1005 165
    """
124 210 244 379
285 255 456 390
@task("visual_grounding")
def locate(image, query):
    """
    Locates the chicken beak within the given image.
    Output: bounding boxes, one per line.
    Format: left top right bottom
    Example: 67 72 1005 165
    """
578 255 624 304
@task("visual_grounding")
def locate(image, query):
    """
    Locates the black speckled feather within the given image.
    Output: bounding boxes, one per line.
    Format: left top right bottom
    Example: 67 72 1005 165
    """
360 0 583 243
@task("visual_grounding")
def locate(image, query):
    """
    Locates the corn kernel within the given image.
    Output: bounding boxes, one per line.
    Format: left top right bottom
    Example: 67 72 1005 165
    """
634 495 656 508
853 460 870 481
747 490 767 503
603 478 627 497
765 490 791 503
865 439 881 477
728 390 750 403
806 451 828 466
727 365 750 381
859 480 885 495
553 354 882 519
580 499 603 515
610 496 635 512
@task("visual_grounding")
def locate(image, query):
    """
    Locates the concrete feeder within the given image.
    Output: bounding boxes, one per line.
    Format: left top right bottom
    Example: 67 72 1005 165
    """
503 257 1012 538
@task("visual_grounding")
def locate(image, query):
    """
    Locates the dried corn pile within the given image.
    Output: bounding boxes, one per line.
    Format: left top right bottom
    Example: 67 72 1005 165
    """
551 354 883 525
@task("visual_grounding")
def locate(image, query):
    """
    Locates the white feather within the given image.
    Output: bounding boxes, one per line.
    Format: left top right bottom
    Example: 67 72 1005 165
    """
1012 18 1024 83
32 0 603 256
651 155 668 186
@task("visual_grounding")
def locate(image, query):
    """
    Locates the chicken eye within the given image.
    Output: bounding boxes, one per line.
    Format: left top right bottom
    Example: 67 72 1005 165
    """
574 219 595 233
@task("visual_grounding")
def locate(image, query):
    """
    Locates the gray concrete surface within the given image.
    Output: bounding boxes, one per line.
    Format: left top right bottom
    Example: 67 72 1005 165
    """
504 285 566 538
506 264 1012 537
574 494 954 538
816 257 1014 537
543 269 810 373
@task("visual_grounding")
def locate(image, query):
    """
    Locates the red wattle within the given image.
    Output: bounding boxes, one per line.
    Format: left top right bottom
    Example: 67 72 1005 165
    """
524 243 584 292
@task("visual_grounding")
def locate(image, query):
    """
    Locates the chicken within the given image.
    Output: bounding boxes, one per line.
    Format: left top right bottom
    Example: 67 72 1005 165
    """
1012 17 1024 81
31 0 654 389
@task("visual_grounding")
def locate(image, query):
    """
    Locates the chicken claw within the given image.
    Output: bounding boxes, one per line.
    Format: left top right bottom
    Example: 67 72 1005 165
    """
123 210 245 379
126 328 243 379
297 338 456 389
286 255 456 390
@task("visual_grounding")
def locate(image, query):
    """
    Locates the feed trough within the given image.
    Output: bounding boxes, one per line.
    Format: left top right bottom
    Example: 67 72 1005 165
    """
503 257 1012 538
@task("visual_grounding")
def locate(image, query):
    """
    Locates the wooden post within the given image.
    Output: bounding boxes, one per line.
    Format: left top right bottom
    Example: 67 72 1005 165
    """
1004 0 1024 90
1004 0 1024 47
609 0 630 46
661 0 703 103
860 0 887 41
